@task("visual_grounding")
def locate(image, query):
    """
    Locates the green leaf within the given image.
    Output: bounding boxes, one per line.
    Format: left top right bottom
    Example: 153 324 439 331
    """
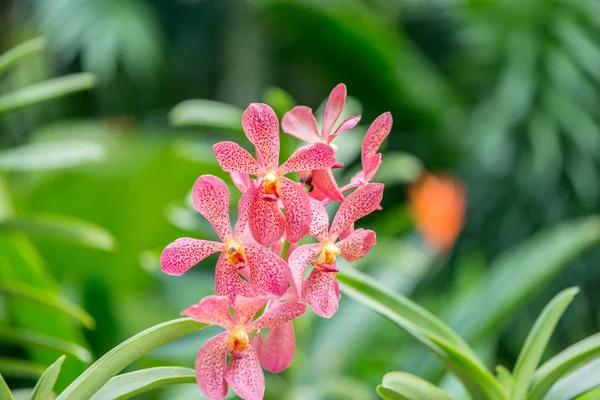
56 318 205 400
0 372 14 400
169 99 244 135
0 141 104 172
0 328 91 363
0 37 46 75
0 358 46 379
544 358 600 400
30 355 65 400
511 287 579 400
495 366 514 394
376 371 453 400
576 386 600 400
0 282 95 329
90 367 196 400
0 73 95 115
337 269 505 400
529 333 600 400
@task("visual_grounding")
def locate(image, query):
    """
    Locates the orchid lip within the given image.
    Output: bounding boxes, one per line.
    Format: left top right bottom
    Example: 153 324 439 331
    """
263 172 281 197
312 241 341 266
229 326 249 353
225 239 245 265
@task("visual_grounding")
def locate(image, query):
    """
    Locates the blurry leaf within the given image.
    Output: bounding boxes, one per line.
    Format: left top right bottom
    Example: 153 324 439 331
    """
376 371 453 400
0 373 14 400
30 355 65 400
56 319 205 400
0 358 46 379
0 141 104 172
169 100 244 135
0 282 95 329
529 333 600 400
0 328 91 363
263 87 296 118
371 152 423 185
511 287 579 400
0 73 96 115
0 37 46 75
170 139 218 166
576 386 600 400
495 366 513 394
544 358 600 400
89 367 195 400
337 268 505 400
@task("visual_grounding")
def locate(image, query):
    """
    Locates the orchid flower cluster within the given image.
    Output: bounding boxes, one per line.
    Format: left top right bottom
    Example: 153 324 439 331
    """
160 84 392 400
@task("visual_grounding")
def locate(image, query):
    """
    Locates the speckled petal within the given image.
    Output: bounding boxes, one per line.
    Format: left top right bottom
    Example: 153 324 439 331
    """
248 301 306 330
361 112 392 166
242 103 280 171
181 295 233 329
230 172 253 192
311 168 344 202
277 143 336 175
233 295 268 326
363 153 383 182
161 238 222 276
282 106 321 144
244 244 289 298
302 269 340 318
322 83 346 140
256 321 296 373
213 141 261 175
234 183 257 239
337 228 377 262
224 343 264 400
279 177 311 243
248 186 285 245
192 175 233 241
195 332 230 400
330 115 361 140
308 198 329 241
329 183 384 240
288 243 321 296
215 253 254 306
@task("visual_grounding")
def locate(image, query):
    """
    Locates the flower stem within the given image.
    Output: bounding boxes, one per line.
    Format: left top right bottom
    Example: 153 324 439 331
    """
280 240 291 260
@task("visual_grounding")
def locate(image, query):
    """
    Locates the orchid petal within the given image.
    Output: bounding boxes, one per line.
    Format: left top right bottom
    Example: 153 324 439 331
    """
277 143 336 176
215 253 254 306
195 332 230 400
161 238 222 276
330 115 361 140
363 153 382 182
181 295 233 329
322 83 346 140
308 198 329 241
310 168 344 202
339 222 354 240
192 175 233 241
242 103 280 171
248 186 285 245
234 184 257 239
230 172 253 193
282 106 320 143
257 321 296 373
213 141 261 175
233 295 268 326
337 228 377 262
329 183 384 240
302 269 340 318
224 343 264 400
248 301 306 330
288 243 321 296
279 177 311 243
244 244 289 298
361 112 392 166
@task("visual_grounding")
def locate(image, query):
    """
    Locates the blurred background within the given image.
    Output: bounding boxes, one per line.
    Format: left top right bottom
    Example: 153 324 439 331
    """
1 0 600 399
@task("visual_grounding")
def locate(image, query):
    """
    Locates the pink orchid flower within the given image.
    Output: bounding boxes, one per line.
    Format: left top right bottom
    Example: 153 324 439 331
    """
213 103 336 245
160 175 289 305
183 295 306 400
288 183 384 318
282 83 361 202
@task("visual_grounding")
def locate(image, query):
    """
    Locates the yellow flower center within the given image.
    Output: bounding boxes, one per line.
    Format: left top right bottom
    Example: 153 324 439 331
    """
312 242 341 266
225 239 245 265
263 172 281 197
229 326 249 353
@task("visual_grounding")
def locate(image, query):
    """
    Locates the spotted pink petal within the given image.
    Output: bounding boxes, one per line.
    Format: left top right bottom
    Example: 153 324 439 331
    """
233 296 268 326
322 83 346 140
256 321 296 373
244 244 289 298
215 253 254 306
230 172 253 193
302 269 340 318
242 103 280 171
233 184 257 239
248 186 285 245
277 143 336 176
213 141 261 175
361 112 392 166
282 106 321 144
363 153 383 182
195 332 230 400
161 238 222 276
308 198 329 241
192 175 233 241
249 301 306 330
310 168 344 202
288 243 321 296
181 295 233 329
224 343 264 400
337 228 377 262
330 115 361 140
339 222 354 240
279 177 311 243
329 183 384 240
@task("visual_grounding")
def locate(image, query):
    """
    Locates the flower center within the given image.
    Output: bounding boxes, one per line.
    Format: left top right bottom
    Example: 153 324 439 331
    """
225 239 245 265
229 326 249 353
312 242 340 266
263 172 281 197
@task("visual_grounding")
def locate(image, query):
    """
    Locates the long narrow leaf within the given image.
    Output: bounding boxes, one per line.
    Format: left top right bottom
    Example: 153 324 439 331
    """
377 371 453 400
576 386 600 400
90 367 196 400
0 328 92 363
169 99 244 134
0 358 46 379
511 287 579 400
0 37 46 75
56 318 204 400
30 355 65 400
0 373 14 400
544 358 600 400
0 141 104 172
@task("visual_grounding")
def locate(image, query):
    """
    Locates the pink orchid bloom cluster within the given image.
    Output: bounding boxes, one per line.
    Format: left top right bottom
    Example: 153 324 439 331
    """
161 84 392 400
